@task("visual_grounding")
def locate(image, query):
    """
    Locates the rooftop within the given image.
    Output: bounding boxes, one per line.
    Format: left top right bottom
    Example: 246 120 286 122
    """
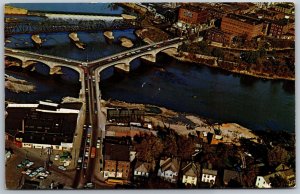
225 13 263 25
104 142 130 161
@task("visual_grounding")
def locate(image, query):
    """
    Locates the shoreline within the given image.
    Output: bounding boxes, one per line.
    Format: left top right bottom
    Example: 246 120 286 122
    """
134 29 294 81
103 99 261 146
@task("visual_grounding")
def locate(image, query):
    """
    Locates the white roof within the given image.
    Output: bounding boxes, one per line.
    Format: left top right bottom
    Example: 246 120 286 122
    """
36 108 79 114
7 104 39 108
39 101 59 107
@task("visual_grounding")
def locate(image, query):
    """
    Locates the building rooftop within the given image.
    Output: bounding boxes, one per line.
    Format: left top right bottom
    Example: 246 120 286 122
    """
104 142 130 161
202 168 218 176
225 13 263 25
181 162 200 177
159 157 181 173
134 161 154 173
5 102 80 145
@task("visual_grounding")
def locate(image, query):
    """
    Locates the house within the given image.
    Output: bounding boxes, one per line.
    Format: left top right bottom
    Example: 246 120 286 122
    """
157 157 181 183
275 164 295 187
255 173 276 188
223 169 243 186
181 162 201 186
255 169 295 188
103 142 130 180
201 168 218 185
134 161 155 180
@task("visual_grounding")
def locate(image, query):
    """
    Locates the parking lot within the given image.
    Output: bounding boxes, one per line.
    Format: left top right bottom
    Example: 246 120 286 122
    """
5 143 76 189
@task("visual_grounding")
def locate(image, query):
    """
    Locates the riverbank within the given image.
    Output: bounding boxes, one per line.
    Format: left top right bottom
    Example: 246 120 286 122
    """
103 99 259 146
5 74 35 93
135 28 294 81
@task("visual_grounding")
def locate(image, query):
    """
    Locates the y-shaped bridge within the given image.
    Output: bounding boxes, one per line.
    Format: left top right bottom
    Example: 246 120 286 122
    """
4 37 184 187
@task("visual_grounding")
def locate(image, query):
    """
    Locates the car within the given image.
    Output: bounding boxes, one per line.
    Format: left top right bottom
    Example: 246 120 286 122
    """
82 62 88 67
29 171 38 178
107 58 112 62
147 48 152 51
17 163 24 168
83 163 87 169
37 176 45 180
58 166 66 171
78 157 83 163
38 172 48 177
26 161 34 168
126 53 131 56
36 167 45 172
54 155 60 161
25 169 32 175
96 143 100 149
85 151 89 157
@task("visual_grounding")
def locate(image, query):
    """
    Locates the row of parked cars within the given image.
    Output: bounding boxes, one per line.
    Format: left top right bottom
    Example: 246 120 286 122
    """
21 166 51 180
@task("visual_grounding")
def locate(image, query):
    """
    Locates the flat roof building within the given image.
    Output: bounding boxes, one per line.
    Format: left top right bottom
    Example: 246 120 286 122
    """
221 14 264 39
5 101 81 150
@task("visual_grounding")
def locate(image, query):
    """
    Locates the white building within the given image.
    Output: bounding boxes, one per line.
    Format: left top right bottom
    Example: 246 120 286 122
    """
201 168 218 185
181 162 200 186
157 157 181 183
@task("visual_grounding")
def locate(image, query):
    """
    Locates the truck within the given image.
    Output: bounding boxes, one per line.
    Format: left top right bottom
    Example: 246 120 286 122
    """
90 147 96 159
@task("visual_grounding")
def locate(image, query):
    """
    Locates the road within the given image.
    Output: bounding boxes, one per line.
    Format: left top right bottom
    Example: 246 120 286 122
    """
5 37 185 188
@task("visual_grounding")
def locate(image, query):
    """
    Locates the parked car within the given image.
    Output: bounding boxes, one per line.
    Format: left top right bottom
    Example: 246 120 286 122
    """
54 154 60 161
58 166 66 171
26 161 34 168
36 167 45 172
25 169 32 175
29 171 38 178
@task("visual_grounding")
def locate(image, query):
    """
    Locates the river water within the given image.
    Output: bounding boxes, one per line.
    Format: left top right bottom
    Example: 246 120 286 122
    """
5 3 295 132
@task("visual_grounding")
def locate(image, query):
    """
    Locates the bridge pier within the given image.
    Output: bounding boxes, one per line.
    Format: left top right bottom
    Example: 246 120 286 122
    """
49 66 63 75
141 54 156 63
114 63 130 73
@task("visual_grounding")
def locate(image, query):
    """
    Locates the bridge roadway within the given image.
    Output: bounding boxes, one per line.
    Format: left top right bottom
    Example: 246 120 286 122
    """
5 37 184 188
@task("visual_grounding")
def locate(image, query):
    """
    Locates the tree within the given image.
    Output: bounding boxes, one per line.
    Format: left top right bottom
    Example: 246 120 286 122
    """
269 174 288 188
134 135 163 162
267 146 290 167
177 135 196 160
212 48 224 60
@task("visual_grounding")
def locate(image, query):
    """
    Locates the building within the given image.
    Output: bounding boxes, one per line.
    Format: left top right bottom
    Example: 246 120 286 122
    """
134 161 155 180
221 14 263 39
255 169 295 188
201 168 218 185
181 162 201 186
273 3 294 14
103 142 130 180
267 19 294 38
157 157 181 183
5 101 81 151
178 7 209 25
205 28 235 46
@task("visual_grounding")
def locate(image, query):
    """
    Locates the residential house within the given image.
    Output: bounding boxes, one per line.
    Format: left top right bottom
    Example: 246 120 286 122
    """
103 142 130 180
201 168 218 185
134 161 155 180
181 162 201 186
255 168 295 188
157 157 181 183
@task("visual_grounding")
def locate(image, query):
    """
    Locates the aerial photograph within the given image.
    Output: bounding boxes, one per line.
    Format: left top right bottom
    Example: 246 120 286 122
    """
4 2 295 189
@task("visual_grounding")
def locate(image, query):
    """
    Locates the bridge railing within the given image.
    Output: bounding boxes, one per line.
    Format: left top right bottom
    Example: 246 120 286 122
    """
89 37 183 64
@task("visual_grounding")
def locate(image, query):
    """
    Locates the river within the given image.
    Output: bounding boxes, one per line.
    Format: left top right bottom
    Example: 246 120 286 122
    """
5 3 295 132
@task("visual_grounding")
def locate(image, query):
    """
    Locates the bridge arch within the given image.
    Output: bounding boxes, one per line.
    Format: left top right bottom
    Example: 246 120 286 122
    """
4 55 23 68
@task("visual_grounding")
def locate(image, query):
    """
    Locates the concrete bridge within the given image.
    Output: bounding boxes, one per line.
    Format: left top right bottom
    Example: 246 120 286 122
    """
5 37 184 186
5 37 183 77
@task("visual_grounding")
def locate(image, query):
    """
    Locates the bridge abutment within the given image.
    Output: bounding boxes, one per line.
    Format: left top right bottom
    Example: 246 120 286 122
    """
114 63 130 73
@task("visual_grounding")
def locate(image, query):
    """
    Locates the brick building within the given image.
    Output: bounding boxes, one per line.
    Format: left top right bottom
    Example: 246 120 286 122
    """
221 14 263 39
205 28 235 46
178 7 209 25
267 19 294 38
103 142 130 180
